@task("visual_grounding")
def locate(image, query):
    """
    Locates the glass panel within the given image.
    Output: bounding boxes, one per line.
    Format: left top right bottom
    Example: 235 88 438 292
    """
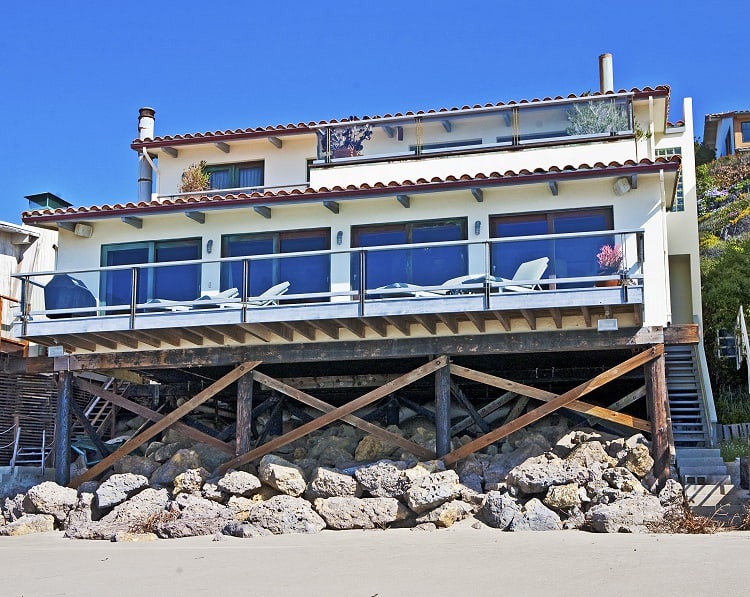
209 168 231 189
564 98 630 137
518 104 570 142
101 246 149 307
222 236 275 297
412 223 466 285
280 234 330 297
357 229 408 289
553 213 612 286
153 240 201 301
491 217 549 279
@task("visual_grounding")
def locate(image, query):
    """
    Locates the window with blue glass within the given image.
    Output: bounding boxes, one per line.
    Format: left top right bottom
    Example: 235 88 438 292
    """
205 161 264 190
742 121 750 143
491 209 612 287
351 219 467 289
221 229 330 300
100 238 201 307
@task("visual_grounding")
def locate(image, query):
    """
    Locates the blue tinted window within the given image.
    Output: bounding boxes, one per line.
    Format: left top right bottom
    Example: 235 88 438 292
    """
222 230 330 299
352 219 467 289
101 239 200 306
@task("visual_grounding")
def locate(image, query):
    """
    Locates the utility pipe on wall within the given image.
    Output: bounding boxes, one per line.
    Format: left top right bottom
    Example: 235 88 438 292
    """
138 107 155 203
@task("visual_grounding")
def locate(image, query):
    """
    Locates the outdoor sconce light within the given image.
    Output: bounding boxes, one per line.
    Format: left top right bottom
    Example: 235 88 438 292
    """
474 221 482 236
206 239 213 254
336 231 344 245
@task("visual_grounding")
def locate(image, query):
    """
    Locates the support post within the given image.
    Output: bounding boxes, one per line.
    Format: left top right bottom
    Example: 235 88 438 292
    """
235 373 254 456
435 358 451 458
385 395 400 427
645 348 670 490
55 370 72 486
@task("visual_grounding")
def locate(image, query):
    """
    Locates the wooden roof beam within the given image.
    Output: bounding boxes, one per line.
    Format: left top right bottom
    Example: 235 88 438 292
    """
268 137 282 149
214 142 230 153
186 211 205 224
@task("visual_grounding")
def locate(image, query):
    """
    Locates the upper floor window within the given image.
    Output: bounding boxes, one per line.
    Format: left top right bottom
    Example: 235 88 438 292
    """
221 228 330 300
206 161 264 190
100 238 201 307
741 121 750 143
352 219 467 289
655 147 684 212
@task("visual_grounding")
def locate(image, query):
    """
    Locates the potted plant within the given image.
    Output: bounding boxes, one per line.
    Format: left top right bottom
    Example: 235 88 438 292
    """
329 123 373 158
596 244 623 286
179 160 211 193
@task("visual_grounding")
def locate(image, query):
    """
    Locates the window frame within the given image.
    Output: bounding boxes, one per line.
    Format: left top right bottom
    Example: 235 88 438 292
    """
741 121 750 144
351 218 468 288
220 228 331 299
490 208 614 284
205 160 264 190
100 237 202 306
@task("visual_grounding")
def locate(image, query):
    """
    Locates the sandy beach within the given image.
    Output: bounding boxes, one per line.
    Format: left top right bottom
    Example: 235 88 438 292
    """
2 524 750 597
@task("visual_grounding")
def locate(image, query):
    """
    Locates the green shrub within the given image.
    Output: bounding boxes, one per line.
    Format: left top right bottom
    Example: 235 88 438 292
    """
719 437 749 462
714 387 750 424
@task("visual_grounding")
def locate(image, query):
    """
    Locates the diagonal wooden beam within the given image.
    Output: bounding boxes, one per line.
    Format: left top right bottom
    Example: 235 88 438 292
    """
585 385 646 427
451 391 518 435
443 346 662 465
252 371 433 460
68 391 110 459
70 361 261 487
449 364 650 432
220 356 447 473
73 378 236 455
450 381 491 434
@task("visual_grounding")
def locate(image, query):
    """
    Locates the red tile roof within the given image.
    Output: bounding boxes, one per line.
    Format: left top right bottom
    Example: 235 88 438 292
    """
131 86 671 150
23 157 681 225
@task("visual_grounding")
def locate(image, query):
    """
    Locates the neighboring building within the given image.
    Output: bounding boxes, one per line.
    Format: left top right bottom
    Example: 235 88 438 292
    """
0 218 57 354
13 56 715 486
703 110 750 157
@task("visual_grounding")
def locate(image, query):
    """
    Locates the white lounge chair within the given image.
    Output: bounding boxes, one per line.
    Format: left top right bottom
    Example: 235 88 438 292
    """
496 257 549 292
246 281 290 306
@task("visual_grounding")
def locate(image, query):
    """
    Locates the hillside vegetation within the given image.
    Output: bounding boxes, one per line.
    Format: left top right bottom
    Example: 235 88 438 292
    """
698 153 750 403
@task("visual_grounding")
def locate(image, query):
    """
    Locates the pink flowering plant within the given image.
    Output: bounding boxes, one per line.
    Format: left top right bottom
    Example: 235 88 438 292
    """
596 244 623 274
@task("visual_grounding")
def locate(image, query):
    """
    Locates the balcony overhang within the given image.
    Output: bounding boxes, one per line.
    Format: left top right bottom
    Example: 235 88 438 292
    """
22 158 680 228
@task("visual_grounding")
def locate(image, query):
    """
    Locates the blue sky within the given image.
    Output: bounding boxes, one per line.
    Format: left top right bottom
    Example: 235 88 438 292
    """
1 0 747 224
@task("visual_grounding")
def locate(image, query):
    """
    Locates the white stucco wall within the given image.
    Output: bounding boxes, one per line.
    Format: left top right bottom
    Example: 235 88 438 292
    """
54 169 671 327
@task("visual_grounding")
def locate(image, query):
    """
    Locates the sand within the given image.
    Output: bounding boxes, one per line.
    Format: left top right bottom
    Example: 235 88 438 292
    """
2 523 750 597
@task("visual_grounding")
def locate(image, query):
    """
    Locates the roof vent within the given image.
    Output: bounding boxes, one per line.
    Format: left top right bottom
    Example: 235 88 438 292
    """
25 192 72 211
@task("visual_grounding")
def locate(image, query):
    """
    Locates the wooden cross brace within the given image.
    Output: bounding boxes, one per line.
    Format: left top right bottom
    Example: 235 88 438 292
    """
443 346 662 465
69 361 261 488
219 356 447 473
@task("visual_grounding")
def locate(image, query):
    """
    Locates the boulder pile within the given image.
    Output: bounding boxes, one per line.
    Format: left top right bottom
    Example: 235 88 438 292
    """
0 420 684 538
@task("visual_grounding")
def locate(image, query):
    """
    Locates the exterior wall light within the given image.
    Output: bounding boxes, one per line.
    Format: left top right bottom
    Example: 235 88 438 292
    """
206 239 213 254
336 231 344 245
474 221 482 236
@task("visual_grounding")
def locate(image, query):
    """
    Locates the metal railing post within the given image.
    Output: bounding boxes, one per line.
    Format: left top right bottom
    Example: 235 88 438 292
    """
19 276 29 336
129 267 139 329
241 258 249 323
358 250 366 316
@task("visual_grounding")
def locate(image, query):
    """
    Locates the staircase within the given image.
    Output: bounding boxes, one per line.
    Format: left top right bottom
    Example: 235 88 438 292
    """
665 345 711 447
70 377 127 440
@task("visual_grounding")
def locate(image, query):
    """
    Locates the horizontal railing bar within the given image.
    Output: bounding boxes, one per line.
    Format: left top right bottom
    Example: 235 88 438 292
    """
310 93 635 129
13 229 644 280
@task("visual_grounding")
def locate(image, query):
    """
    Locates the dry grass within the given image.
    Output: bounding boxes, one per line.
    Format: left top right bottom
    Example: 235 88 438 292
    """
650 494 725 534
128 509 180 534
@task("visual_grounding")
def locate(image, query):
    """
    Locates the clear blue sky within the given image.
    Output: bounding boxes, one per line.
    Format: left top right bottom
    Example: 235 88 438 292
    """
1 0 747 225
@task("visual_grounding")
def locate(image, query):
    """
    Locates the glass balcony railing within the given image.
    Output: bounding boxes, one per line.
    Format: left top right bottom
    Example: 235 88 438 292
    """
14 229 644 330
315 96 633 164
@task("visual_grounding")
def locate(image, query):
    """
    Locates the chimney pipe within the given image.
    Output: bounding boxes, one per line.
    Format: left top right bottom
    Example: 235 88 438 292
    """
137 107 155 203
599 53 614 93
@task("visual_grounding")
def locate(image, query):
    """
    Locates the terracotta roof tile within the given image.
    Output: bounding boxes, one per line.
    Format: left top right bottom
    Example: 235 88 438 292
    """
23 157 680 224
131 86 671 150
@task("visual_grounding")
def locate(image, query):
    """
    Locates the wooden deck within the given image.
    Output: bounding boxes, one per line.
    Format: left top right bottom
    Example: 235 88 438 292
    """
18 285 643 354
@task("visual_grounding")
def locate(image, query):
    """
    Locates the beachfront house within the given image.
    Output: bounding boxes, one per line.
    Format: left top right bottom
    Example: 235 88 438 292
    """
12 55 714 488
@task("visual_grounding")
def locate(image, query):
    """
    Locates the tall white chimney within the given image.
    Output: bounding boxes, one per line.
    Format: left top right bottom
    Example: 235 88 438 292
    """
137 107 155 203
599 53 614 93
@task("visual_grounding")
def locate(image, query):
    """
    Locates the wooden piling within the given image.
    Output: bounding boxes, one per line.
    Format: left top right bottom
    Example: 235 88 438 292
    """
645 347 670 490
435 358 451 458
54 370 72 486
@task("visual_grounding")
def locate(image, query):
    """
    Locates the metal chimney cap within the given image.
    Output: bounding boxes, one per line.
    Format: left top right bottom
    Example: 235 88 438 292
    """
138 107 156 118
